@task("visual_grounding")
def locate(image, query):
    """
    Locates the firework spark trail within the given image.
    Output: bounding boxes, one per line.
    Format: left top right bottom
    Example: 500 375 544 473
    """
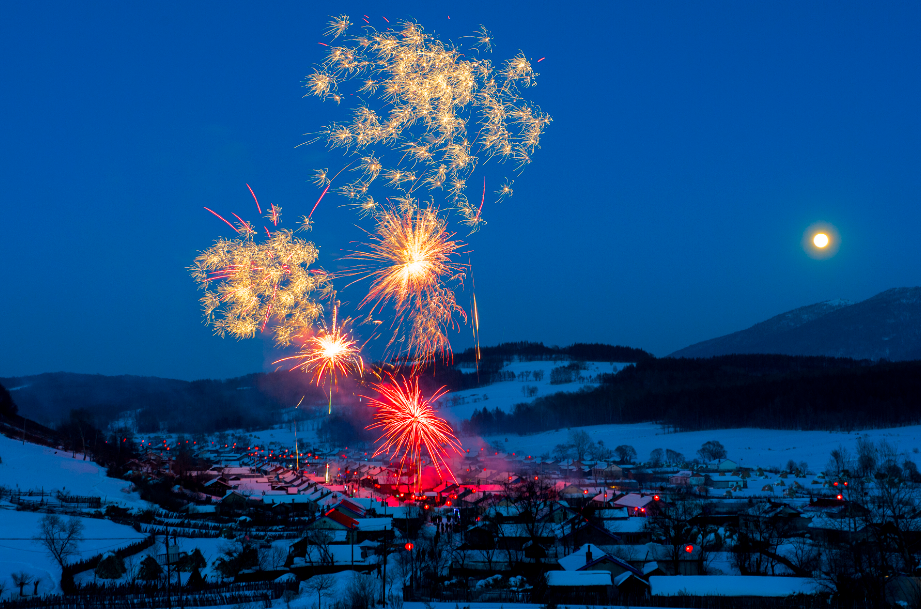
308 162 355 220
273 299 363 387
247 183 262 214
365 374 463 491
342 205 467 363
203 207 240 233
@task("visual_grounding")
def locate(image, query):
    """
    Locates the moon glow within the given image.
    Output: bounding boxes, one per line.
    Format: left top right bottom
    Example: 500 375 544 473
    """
802 222 839 259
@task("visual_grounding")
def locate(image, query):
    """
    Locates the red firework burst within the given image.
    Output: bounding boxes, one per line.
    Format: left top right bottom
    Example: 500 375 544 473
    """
365 374 463 490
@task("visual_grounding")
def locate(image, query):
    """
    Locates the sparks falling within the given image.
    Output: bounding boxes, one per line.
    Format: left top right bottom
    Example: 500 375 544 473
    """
344 204 467 363
365 374 463 492
273 300 364 413
301 18 550 228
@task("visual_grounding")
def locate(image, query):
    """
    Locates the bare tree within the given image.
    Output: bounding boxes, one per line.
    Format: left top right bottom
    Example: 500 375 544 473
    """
303 572 336 609
10 572 33 597
666 449 685 466
34 514 84 569
647 496 705 575
697 440 727 462
614 445 637 464
825 445 851 479
345 572 376 609
568 430 593 461
813 439 921 606
302 530 335 565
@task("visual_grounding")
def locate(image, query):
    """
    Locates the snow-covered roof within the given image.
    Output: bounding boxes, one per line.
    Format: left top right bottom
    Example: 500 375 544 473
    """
613 571 647 587
651 575 819 597
354 517 392 531
558 544 605 571
613 493 655 509
602 517 647 534
547 571 612 587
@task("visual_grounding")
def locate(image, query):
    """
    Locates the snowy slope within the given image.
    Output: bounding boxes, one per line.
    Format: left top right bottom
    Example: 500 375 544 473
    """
438 361 631 423
0 434 145 507
244 360 630 445
0 510 146 597
474 422 921 472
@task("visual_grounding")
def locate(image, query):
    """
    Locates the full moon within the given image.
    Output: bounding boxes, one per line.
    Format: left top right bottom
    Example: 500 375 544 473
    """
813 233 829 248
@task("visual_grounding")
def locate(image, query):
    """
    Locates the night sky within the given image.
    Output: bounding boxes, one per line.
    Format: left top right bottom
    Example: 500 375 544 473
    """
2 2 920 381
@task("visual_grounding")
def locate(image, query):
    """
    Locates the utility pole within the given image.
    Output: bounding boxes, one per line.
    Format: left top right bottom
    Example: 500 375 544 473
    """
165 528 172 609
380 527 388 605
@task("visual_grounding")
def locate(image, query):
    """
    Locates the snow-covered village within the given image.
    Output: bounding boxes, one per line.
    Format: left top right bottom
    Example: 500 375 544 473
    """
4 353 921 609
4 3 921 609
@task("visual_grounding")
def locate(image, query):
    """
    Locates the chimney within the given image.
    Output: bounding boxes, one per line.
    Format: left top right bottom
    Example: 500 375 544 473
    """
585 548 593 565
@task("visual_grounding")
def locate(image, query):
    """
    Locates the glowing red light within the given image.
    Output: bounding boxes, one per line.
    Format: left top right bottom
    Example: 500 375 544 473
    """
685 545 694 553
837 494 843 500
404 542 414 551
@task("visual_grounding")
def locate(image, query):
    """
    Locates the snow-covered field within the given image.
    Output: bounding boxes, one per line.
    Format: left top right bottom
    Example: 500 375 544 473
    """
244 360 631 447
0 433 145 507
240 357 921 474
439 361 631 423
475 422 921 472
0 509 146 597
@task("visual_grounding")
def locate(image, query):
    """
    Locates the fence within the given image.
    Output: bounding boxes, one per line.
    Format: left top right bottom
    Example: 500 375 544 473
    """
63 535 156 583
0 581 295 609
59 494 103 509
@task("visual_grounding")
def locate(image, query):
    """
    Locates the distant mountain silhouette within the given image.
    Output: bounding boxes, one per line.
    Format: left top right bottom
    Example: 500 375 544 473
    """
670 287 921 361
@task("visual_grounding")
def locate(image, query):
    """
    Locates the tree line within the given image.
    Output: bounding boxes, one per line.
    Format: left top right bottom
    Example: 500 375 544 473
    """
463 354 921 435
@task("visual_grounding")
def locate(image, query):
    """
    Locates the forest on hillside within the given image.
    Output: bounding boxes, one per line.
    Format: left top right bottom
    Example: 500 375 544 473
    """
463 354 921 435
0 342 653 435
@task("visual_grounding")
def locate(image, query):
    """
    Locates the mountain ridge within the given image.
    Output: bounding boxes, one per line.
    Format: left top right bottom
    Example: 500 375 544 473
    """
670 287 921 361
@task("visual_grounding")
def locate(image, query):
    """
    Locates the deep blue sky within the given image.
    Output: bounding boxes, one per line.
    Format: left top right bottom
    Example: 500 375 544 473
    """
2 2 920 381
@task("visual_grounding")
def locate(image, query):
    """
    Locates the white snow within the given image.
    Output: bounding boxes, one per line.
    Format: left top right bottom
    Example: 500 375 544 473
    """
0 434 145 507
476 422 921 473
546 570 612 586
0 510 146 596
650 575 820 596
439 360 631 422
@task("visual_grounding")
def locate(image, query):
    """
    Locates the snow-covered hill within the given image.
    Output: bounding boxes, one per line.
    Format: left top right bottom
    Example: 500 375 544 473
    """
0 433 144 507
438 360 631 423
0 510 146 597
474 422 921 472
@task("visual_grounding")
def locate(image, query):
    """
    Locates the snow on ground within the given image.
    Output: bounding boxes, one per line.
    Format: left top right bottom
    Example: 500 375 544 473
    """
650 575 820 596
0 433 146 507
243 360 630 448
248 424 323 452
71 536 293 586
475 422 921 472
0 509 146 597
404 599 680 609
439 361 631 423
